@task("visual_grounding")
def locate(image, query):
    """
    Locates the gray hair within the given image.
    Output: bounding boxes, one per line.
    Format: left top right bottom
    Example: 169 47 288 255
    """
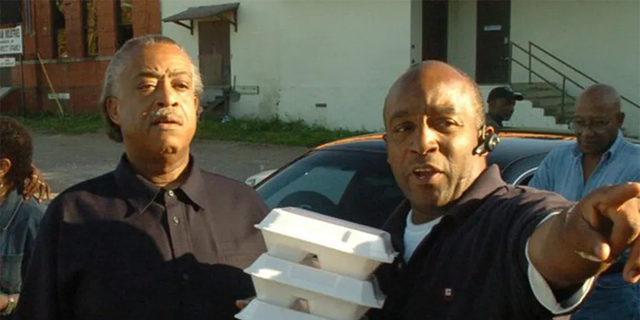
577 84 622 113
99 34 204 142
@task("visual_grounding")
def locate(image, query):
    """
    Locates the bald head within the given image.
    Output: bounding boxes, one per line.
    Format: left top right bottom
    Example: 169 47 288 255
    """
383 61 485 128
576 84 621 114
572 84 624 155
383 61 493 215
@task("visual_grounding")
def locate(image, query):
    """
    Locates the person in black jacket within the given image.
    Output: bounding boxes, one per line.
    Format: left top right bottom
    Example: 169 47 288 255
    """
13 35 267 320
485 85 523 133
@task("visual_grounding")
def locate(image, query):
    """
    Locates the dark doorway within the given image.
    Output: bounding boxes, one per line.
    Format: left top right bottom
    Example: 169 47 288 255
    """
198 21 231 87
116 0 133 50
422 0 448 62
0 0 22 25
476 0 511 84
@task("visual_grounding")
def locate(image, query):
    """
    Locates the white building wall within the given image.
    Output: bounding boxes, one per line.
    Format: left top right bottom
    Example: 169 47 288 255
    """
162 0 413 132
510 0 640 137
444 0 639 137
162 1 201 67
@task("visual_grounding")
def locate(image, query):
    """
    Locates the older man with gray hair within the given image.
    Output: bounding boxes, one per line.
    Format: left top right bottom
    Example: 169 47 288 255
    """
530 84 640 319
14 35 267 320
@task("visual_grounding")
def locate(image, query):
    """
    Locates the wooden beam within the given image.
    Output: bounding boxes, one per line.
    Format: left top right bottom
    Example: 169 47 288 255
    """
171 20 193 35
215 9 238 32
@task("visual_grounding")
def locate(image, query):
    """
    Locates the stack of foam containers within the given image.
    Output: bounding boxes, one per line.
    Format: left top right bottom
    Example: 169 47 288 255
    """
235 207 397 320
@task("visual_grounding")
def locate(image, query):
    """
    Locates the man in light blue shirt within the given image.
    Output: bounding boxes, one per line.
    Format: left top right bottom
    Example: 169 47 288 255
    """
530 84 640 320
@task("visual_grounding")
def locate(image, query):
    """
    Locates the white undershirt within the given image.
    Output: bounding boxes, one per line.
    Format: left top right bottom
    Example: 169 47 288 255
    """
403 210 594 315
403 213 442 263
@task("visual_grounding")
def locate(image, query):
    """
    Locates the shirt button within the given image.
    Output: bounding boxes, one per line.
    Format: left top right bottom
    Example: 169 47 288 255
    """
172 216 180 225
167 190 175 197
182 273 189 281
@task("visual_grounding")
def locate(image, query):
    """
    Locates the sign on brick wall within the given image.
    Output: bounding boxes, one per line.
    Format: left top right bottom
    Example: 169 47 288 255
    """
0 57 16 68
0 26 23 55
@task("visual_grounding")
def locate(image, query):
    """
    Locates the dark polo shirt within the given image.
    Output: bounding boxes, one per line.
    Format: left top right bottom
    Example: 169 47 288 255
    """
369 165 572 320
14 155 267 320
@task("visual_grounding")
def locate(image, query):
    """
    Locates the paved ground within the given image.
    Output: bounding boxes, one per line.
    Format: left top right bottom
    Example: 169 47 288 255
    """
32 133 308 195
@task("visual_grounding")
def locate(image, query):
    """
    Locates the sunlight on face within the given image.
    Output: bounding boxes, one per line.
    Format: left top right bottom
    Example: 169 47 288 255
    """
384 65 485 213
109 43 199 156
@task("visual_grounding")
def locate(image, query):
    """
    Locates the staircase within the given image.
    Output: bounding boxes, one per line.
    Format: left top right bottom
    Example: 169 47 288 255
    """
511 82 575 125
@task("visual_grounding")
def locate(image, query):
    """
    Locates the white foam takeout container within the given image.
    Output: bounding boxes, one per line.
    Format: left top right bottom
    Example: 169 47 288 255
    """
256 207 397 280
235 299 331 320
245 254 385 320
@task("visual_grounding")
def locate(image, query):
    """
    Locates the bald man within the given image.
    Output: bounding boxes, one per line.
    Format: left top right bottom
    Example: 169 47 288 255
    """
367 63 640 320
530 84 640 320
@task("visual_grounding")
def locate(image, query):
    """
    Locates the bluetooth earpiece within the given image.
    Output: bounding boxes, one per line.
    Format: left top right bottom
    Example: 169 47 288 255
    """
473 125 500 155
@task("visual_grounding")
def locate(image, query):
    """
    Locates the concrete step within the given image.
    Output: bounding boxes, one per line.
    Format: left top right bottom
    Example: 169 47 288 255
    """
512 82 576 126
512 82 558 92
541 105 575 123
530 96 576 108
522 88 571 100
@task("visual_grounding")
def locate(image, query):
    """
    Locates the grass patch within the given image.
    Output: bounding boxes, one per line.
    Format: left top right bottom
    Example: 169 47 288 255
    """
11 113 371 147
196 117 371 147
16 113 104 135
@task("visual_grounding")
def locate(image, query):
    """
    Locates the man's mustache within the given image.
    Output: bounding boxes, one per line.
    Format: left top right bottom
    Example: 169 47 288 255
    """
149 108 185 125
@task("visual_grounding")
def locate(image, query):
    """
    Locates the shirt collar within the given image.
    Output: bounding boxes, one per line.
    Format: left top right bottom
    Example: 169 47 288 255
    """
572 130 625 160
113 154 208 214
0 189 23 230
487 112 504 125
445 164 506 223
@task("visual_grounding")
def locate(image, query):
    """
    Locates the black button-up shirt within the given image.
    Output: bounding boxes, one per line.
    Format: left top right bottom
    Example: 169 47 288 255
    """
14 155 267 320
369 165 572 320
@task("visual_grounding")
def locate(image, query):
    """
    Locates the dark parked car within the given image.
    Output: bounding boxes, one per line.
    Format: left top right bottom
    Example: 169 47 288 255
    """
253 129 636 229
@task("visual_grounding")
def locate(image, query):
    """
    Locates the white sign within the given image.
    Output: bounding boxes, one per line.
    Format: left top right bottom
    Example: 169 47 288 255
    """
0 57 15 68
48 93 70 100
0 26 23 55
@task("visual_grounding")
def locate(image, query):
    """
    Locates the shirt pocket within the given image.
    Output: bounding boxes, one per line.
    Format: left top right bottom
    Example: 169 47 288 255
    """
219 242 265 269
0 254 23 293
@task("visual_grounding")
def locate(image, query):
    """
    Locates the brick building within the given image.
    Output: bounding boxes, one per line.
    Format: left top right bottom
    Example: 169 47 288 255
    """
0 0 160 115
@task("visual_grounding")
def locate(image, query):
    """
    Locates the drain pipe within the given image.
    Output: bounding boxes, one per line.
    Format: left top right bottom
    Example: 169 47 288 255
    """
25 0 33 35
19 0 34 115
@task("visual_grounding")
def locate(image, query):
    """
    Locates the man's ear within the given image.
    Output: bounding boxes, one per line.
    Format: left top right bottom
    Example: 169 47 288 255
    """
106 97 121 125
616 112 625 127
483 124 496 138
382 133 390 163
473 124 498 157
195 98 202 119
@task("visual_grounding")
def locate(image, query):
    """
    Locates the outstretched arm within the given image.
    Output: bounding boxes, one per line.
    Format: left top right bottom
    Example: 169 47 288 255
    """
529 183 640 289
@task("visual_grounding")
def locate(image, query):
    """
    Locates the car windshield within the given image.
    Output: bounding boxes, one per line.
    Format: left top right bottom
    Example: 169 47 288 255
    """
256 149 405 228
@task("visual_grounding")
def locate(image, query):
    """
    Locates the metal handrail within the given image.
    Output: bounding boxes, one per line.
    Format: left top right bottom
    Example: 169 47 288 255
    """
510 57 576 102
527 41 639 109
508 40 640 125
511 42 584 91
528 42 599 84
510 42 574 123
